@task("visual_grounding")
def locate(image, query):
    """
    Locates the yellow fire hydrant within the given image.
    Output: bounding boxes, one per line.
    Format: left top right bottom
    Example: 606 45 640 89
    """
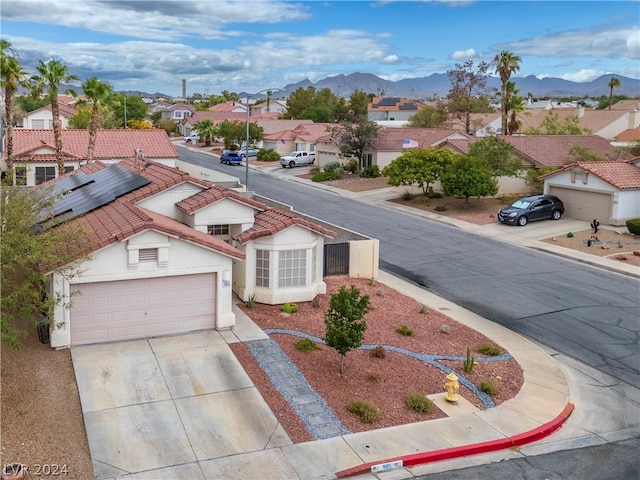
444 372 460 402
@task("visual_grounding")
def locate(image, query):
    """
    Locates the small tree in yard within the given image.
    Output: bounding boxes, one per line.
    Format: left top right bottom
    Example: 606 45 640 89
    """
324 285 370 376
441 156 498 208
382 147 455 195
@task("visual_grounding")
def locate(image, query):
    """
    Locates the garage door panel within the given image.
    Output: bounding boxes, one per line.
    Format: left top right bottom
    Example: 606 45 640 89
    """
549 187 610 222
70 274 216 345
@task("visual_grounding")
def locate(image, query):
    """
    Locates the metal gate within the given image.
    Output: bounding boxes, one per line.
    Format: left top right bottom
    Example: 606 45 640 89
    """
323 242 350 276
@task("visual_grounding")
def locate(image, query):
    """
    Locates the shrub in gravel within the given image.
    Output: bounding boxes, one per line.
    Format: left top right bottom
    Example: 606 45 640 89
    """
435 205 447 212
401 191 413 201
282 303 298 313
478 380 499 396
414 196 431 205
477 342 501 356
347 400 379 423
295 338 321 353
312 171 339 182
323 161 341 172
406 393 434 413
626 218 640 235
396 325 415 337
370 345 386 359
361 165 381 178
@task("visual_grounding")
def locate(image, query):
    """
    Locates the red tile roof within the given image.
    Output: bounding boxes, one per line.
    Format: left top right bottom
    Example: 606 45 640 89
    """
234 208 336 244
39 157 333 269
183 111 247 125
373 127 471 151
12 129 178 162
28 101 77 119
615 126 640 142
443 135 617 167
541 160 640 190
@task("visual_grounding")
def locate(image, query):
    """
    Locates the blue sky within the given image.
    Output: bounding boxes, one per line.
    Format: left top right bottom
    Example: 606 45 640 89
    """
1 0 638 97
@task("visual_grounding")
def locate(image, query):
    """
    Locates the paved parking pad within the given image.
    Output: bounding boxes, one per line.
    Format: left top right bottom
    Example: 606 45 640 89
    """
72 331 292 479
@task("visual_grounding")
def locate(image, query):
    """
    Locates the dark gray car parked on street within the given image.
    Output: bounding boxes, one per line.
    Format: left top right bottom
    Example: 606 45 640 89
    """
498 194 564 226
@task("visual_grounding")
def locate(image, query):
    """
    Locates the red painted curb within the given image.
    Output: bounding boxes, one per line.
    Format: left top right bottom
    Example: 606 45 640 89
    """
335 402 575 478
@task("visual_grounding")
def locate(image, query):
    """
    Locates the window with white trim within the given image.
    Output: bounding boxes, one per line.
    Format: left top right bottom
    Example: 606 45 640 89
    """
255 249 270 287
35 166 56 184
207 224 229 235
15 167 27 185
311 245 317 282
32 119 45 129
278 249 306 288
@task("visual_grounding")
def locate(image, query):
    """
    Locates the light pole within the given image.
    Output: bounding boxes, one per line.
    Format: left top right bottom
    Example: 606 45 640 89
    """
244 88 282 190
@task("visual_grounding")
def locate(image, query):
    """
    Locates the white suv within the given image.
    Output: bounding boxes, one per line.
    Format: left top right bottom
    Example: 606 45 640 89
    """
184 132 199 144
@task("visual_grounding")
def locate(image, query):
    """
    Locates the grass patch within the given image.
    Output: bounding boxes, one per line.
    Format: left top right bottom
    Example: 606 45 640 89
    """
477 380 499 396
395 325 415 337
477 342 501 356
347 400 380 423
406 393 434 413
294 338 321 353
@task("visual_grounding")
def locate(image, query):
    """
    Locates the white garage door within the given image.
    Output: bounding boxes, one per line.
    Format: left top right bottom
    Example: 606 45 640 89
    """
70 274 216 345
548 187 611 223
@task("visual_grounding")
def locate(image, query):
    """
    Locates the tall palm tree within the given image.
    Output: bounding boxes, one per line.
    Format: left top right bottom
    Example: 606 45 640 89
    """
1 39 27 184
493 50 521 135
81 77 112 163
266 90 272 113
29 59 78 176
607 77 621 110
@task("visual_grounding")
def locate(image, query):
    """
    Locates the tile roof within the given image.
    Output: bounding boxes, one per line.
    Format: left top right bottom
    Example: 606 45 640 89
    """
518 108 629 136
208 101 246 113
38 157 333 269
182 111 247 125
257 119 314 135
615 126 640 142
175 185 268 214
28 101 77 118
541 160 640 190
234 208 336 244
13 129 178 161
373 127 471 151
443 135 617 167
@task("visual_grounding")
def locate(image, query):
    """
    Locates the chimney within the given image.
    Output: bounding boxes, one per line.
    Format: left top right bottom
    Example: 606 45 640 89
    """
182 79 186 99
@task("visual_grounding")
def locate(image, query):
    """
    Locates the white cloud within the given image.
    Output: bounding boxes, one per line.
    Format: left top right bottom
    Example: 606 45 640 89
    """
382 55 399 64
560 69 605 82
451 49 476 60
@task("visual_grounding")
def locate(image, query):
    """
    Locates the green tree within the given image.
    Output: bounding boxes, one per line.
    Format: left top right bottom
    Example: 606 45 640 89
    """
217 120 263 149
29 59 78 176
382 148 455 195
155 118 179 136
323 285 370 376
1 38 28 183
447 59 491 134
567 146 604 162
331 119 380 171
524 166 558 193
468 136 522 177
408 106 448 128
68 107 92 128
193 119 217 147
493 50 521 136
300 105 333 123
441 156 498 207
106 93 148 127
1 187 87 347
347 88 370 121
524 111 590 135
607 77 621 110
283 86 344 121
81 77 113 162
15 95 49 112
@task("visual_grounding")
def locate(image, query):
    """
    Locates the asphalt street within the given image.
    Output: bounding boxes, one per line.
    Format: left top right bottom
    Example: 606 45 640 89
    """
178 146 640 389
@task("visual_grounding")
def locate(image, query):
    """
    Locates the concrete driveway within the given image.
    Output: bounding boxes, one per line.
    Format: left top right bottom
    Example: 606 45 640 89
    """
72 327 293 479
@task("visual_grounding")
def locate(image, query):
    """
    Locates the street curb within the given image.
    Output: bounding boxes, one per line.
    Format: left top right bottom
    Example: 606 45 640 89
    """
335 402 575 478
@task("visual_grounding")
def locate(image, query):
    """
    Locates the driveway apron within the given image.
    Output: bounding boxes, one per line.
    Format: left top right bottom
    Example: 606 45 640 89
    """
71 330 291 479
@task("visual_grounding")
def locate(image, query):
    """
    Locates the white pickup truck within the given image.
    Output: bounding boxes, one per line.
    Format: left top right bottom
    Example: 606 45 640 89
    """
280 151 316 168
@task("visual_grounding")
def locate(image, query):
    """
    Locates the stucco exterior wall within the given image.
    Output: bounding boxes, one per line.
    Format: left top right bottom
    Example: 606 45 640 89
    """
348 239 379 280
48 231 236 349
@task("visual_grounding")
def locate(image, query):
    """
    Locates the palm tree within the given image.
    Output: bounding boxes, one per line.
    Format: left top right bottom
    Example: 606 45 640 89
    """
607 77 621 110
81 77 112 163
193 119 217 147
266 90 272 113
493 50 521 135
0 39 27 184
29 59 78 176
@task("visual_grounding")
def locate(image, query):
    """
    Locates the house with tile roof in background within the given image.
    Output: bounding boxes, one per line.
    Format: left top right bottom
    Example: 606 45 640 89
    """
34 157 362 349
367 97 428 127
6 128 179 186
22 101 77 129
541 157 640 225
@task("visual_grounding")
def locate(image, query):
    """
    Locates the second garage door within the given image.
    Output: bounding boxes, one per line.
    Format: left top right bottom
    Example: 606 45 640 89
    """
548 187 611 222
70 274 216 345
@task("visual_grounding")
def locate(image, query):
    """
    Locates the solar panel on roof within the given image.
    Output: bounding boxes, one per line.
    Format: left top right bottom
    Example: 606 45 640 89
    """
399 104 417 110
377 98 401 106
36 163 150 226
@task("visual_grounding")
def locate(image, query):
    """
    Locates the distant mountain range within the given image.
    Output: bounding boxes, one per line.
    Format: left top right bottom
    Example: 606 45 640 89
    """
273 72 640 100
52 72 640 100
